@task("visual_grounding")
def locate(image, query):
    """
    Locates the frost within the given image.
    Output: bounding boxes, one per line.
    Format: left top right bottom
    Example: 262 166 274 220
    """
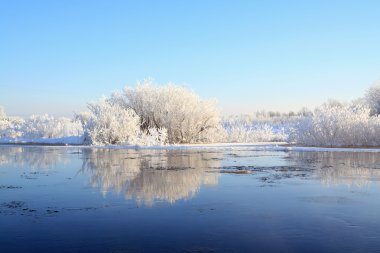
222 115 291 143
365 81 380 116
111 79 222 144
2 80 380 147
0 106 82 143
290 101 380 147
23 114 82 139
77 98 141 145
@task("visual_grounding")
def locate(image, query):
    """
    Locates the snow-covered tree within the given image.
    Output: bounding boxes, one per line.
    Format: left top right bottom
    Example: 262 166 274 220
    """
22 114 83 139
0 106 25 138
0 106 5 119
111 79 222 144
136 127 168 146
290 101 380 147
222 113 295 143
79 98 141 145
0 106 9 136
0 105 83 142
365 81 380 115
222 116 288 143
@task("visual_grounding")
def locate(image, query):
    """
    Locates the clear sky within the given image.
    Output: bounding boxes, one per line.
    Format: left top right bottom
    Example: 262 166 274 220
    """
1 0 380 117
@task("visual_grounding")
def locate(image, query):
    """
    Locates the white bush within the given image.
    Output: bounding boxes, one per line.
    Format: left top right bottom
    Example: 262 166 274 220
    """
290 101 380 147
4 81 380 147
224 123 287 142
365 81 380 115
79 98 141 145
0 106 5 119
1 106 82 140
0 106 25 138
222 114 290 142
22 114 83 139
111 79 222 144
136 127 168 146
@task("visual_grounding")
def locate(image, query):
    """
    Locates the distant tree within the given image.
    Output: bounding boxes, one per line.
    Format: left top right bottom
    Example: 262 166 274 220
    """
0 106 25 138
290 101 380 147
0 106 5 119
297 107 313 117
21 114 82 139
365 81 380 115
0 106 8 136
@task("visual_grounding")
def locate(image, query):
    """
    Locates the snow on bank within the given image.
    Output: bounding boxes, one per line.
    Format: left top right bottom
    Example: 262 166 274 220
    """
92 142 380 153
277 146 380 153
2 139 380 153
0 136 84 145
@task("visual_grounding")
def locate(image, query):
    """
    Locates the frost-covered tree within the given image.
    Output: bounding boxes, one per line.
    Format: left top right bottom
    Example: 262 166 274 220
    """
290 101 380 147
225 123 287 143
0 106 9 136
136 127 168 146
0 106 82 141
0 106 5 119
22 114 83 139
0 106 25 138
78 98 141 145
111 79 222 144
365 81 380 115
222 113 296 143
222 115 288 143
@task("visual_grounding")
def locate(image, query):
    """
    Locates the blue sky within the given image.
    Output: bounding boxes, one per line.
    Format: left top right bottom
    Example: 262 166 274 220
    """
1 0 380 117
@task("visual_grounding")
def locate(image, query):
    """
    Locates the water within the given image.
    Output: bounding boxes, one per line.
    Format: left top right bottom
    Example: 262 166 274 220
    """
1 146 380 253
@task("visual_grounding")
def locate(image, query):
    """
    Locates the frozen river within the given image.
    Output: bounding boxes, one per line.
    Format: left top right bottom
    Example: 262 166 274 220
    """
1 146 380 253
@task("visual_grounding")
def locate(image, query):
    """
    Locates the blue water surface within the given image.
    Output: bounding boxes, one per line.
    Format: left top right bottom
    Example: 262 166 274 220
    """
0 146 380 253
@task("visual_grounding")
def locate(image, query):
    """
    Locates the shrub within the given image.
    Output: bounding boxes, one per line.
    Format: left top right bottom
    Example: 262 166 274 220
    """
365 81 380 116
78 98 141 145
290 101 380 147
0 106 25 138
222 114 291 142
22 114 82 139
111 79 222 144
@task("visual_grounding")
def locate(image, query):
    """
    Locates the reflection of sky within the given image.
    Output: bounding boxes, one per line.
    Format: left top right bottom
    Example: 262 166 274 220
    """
1 147 380 207
288 151 380 188
2 147 380 252
221 150 289 167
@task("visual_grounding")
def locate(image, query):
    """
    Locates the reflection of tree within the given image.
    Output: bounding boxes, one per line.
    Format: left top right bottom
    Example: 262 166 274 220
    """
80 149 141 195
80 149 220 206
0 146 70 169
289 152 380 187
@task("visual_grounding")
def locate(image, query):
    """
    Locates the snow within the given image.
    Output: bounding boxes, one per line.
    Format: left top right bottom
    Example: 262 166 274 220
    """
85 143 380 153
0 136 84 145
110 143 380 153
2 80 380 148
2 139 380 153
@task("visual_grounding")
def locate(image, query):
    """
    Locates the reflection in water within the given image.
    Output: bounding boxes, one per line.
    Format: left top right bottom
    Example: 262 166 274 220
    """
3 147 380 253
289 152 380 187
2 146 380 203
80 149 221 206
0 146 70 170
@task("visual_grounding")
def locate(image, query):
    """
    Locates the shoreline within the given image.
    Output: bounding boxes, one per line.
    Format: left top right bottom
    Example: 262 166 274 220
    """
2 142 380 152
